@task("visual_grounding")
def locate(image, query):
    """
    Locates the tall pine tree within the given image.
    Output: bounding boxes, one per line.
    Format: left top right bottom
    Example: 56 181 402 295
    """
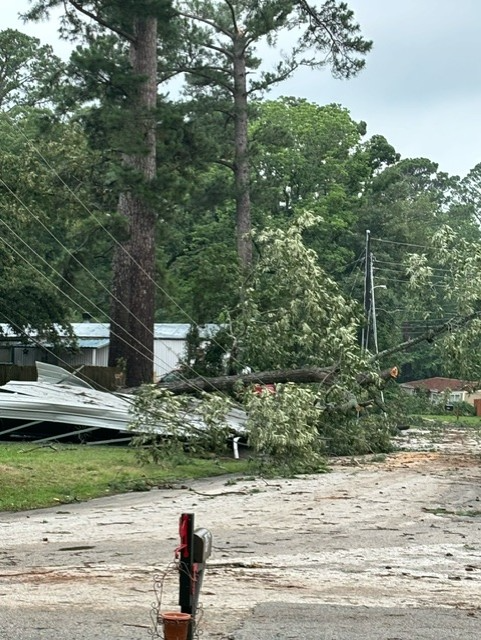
24 0 175 385
174 0 372 269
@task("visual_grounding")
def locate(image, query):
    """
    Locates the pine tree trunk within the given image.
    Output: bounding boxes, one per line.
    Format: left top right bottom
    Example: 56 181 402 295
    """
233 34 252 269
108 16 157 387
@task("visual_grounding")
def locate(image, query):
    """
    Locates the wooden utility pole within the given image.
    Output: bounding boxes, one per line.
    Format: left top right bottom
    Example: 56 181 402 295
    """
361 229 372 353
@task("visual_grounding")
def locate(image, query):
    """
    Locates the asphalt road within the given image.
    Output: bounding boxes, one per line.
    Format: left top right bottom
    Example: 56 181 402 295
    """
2 602 479 639
234 603 481 639
2 444 481 639
0 606 150 640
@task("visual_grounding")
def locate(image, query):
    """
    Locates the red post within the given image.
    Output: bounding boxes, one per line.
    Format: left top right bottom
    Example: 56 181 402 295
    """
178 513 195 640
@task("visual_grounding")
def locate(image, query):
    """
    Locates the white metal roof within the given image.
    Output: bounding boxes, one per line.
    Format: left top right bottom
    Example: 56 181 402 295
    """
70 323 219 340
77 338 110 349
0 323 219 341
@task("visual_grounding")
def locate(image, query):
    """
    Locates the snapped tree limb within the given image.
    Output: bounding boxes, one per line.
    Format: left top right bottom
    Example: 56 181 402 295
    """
371 311 481 364
158 366 399 396
161 306 480 398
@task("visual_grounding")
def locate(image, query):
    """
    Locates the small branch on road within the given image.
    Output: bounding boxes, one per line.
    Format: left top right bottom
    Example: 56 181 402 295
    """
187 487 251 497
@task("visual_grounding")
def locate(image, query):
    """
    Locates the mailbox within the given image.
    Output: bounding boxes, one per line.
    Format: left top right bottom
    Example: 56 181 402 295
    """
193 528 212 563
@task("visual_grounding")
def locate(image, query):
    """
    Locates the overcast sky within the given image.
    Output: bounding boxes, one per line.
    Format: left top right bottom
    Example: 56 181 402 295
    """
4 1 481 178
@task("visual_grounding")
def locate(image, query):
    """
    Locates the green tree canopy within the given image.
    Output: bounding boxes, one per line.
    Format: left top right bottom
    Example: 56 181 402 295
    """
0 108 117 337
0 29 66 110
174 0 372 268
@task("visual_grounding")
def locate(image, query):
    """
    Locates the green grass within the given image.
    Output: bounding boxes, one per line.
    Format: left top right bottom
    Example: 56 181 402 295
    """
0 443 249 512
426 415 481 425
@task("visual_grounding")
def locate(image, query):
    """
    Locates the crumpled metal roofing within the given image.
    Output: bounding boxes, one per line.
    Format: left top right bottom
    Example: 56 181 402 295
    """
0 362 246 441
0 362 134 430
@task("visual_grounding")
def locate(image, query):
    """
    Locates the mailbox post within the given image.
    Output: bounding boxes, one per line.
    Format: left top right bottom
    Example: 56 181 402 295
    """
178 512 195 636
178 514 213 640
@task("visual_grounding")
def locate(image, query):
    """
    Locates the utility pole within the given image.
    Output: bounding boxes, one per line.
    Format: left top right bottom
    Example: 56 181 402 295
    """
370 253 379 355
361 230 387 409
361 230 372 353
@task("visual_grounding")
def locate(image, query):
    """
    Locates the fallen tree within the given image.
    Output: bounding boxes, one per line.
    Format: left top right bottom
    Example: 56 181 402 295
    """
157 306 481 398
157 365 399 395
136 222 481 472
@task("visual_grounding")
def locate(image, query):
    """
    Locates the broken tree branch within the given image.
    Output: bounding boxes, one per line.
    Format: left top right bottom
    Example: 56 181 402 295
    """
158 366 336 394
158 366 398 396
159 308 481 398
371 311 480 364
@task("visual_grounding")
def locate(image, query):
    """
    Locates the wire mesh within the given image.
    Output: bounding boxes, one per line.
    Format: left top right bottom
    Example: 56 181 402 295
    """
150 561 204 639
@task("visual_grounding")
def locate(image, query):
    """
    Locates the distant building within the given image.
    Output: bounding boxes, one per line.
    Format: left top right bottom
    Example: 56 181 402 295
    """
400 377 481 406
0 323 218 381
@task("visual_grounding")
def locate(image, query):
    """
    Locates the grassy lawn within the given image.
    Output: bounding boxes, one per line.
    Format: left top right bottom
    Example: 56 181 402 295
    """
0 442 249 512
420 415 481 426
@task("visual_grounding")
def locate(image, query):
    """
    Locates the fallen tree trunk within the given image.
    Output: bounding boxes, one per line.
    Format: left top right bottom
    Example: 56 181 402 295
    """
158 366 398 396
158 306 479 397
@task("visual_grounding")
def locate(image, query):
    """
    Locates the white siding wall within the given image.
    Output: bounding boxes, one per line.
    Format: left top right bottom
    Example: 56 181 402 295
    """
153 339 186 380
61 348 94 367
12 347 42 366
94 347 109 367
1 336 185 380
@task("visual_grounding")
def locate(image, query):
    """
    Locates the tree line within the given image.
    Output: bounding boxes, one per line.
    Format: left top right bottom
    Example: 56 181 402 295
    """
2 1 481 400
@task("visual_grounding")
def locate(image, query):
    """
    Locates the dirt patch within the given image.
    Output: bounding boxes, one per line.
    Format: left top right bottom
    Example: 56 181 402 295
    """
0 463 21 474
383 451 480 469
329 450 481 474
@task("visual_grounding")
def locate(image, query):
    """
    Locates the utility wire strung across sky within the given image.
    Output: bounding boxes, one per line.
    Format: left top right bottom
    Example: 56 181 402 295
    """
5 115 461 391
361 231 461 357
1 116 269 397
0 220 210 394
5 117 256 377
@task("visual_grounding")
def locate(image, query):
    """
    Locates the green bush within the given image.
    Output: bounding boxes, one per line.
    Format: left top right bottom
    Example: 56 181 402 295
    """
383 387 436 415
451 401 475 416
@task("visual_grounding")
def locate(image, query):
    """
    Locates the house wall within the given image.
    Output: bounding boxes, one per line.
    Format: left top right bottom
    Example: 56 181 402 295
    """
62 346 109 368
65 340 185 379
12 346 49 366
62 341 182 378
401 386 480 405
466 391 481 405
0 334 187 381
445 390 464 403
432 390 481 406
0 347 12 363
94 347 109 367
59 340 181 380
424 391 466 404
153 339 186 381
412 389 481 406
